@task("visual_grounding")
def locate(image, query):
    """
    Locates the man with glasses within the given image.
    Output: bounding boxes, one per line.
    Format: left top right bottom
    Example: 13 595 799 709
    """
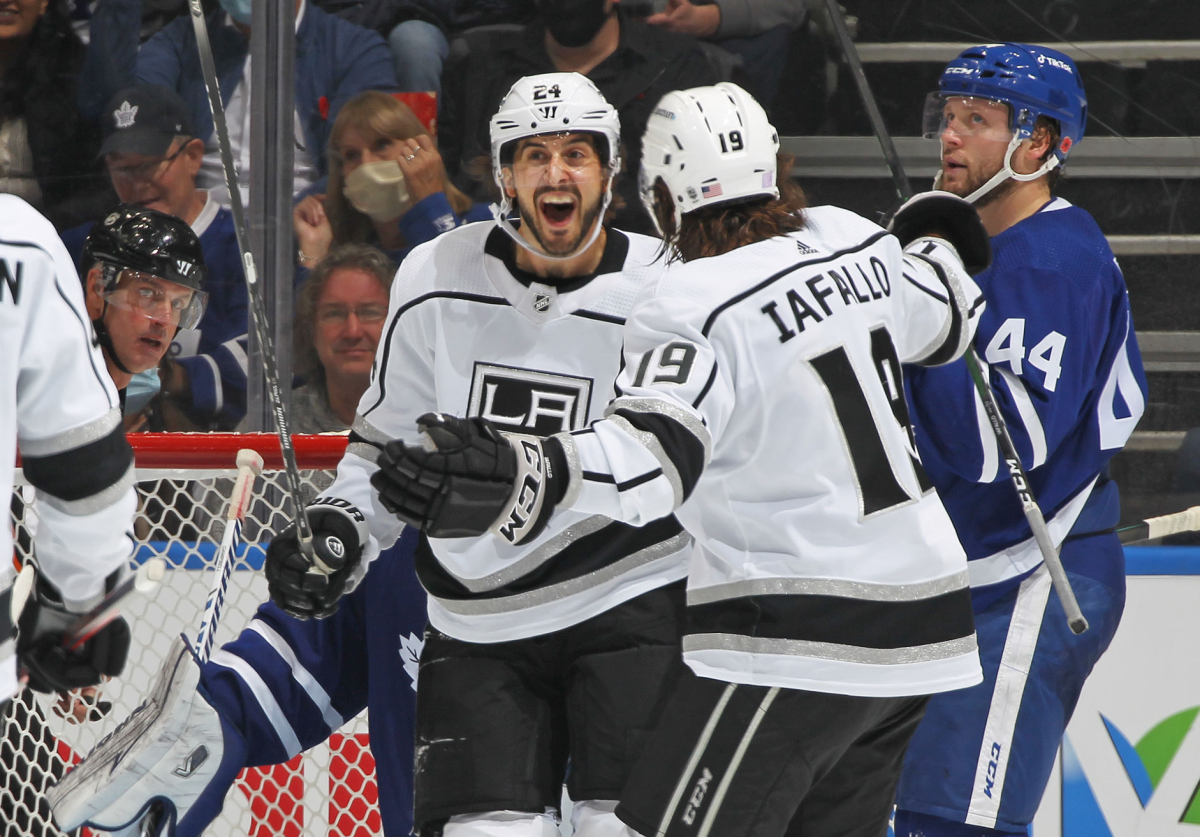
80 205 209 412
63 85 248 430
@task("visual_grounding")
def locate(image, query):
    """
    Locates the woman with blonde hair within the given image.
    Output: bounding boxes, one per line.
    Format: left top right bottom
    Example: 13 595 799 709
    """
294 90 491 267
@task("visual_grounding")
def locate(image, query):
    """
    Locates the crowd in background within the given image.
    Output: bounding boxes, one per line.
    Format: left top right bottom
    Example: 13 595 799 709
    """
0 0 809 435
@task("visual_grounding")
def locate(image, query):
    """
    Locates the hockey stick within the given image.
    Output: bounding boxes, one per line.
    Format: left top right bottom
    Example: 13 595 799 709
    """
183 0 324 573
1117 506 1200 545
195 449 263 664
821 0 1088 633
63 558 167 651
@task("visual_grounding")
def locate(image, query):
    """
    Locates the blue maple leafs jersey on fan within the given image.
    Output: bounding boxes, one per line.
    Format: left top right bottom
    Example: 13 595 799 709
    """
322 221 690 643
906 198 1147 598
0 194 136 701
556 205 985 697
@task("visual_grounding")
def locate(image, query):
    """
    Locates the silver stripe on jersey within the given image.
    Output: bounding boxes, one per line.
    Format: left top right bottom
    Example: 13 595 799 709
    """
686 571 971 607
683 632 978 665
553 431 583 509
351 414 391 446
606 396 713 465
444 514 612 593
605 414 686 507
435 530 692 614
18 408 122 457
347 442 382 466
38 461 134 516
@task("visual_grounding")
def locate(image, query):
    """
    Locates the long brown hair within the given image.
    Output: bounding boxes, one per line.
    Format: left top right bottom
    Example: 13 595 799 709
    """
653 154 808 263
326 91 474 247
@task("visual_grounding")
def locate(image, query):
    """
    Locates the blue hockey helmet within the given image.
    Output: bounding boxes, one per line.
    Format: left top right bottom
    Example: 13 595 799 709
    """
925 43 1087 166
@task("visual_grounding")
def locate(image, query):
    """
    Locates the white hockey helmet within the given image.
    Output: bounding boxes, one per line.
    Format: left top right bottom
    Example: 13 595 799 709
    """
489 72 622 259
639 82 780 237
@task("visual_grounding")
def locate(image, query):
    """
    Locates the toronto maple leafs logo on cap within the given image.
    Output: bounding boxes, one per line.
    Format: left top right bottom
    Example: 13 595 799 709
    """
113 101 138 129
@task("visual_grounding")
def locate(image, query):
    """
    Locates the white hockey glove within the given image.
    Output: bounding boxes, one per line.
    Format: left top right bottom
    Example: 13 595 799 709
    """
886 190 992 274
48 634 246 837
18 561 131 694
372 412 570 546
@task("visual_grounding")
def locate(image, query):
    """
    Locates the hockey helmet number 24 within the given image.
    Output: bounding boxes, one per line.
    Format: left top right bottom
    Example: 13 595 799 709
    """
639 82 779 238
82 205 208 330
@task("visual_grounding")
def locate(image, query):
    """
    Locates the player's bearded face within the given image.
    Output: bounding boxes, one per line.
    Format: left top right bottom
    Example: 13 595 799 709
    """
936 97 1016 205
509 133 606 257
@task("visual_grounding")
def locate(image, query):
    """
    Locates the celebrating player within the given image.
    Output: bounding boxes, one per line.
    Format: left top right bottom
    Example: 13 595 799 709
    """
51 73 692 837
1 194 138 706
377 83 988 837
891 44 1148 837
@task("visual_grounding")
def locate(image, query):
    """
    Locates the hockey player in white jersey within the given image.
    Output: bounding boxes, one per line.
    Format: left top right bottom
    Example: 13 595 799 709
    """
892 44 1148 837
377 83 988 837
258 73 693 837
0 194 138 706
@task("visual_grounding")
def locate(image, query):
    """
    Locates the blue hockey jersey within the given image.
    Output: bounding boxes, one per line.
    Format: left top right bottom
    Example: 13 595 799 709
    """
905 198 1146 599
201 528 427 836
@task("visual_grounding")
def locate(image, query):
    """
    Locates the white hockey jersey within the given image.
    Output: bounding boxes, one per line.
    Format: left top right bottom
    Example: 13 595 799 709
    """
1 195 137 701
324 222 690 643
556 206 985 697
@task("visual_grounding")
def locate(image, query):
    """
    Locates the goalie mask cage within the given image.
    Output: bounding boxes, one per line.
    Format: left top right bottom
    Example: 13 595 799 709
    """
5 433 389 837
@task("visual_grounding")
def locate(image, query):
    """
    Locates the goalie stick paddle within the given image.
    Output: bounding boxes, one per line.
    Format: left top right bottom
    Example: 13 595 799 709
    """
195 449 264 664
821 0 1088 633
183 0 325 575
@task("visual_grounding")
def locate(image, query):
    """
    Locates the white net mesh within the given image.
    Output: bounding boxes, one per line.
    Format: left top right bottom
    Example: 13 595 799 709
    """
5 434 381 837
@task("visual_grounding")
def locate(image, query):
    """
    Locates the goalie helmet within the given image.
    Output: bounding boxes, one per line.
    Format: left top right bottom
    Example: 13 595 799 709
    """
489 72 621 259
82 204 208 330
923 43 1087 202
639 82 779 238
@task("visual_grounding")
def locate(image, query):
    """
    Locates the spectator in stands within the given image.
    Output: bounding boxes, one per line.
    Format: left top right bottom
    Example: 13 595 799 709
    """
293 90 491 269
0 0 112 229
78 0 398 206
439 0 729 233
62 85 249 431
644 0 806 114
291 245 393 433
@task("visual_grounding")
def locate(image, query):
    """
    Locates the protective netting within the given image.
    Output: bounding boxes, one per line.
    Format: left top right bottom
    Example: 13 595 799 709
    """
5 434 380 837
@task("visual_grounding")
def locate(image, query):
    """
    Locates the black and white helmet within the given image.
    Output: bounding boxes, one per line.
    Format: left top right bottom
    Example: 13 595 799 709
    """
82 204 208 330
489 72 621 256
639 83 779 236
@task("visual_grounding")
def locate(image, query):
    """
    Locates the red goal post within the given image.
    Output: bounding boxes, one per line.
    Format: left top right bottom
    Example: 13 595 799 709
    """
6 432 384 837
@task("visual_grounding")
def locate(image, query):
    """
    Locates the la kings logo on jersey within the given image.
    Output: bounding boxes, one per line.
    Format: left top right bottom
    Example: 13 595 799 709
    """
467 362 592 435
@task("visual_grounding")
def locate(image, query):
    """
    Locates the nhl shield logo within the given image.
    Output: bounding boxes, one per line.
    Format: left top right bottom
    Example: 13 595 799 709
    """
533 293 552 313
113 101 137 129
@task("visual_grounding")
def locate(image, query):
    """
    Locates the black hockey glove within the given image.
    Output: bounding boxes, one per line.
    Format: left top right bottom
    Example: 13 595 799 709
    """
371 413 568 546
886 190 992 274
17 567 131 694
264 498 371 620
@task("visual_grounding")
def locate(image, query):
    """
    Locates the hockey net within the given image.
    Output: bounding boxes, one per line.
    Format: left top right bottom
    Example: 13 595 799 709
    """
5 432 383 837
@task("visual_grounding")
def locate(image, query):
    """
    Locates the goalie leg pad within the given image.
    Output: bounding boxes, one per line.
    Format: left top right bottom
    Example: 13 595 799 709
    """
48 634 247 837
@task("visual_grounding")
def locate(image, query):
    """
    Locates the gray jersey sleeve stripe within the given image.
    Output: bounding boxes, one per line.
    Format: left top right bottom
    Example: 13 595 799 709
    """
605 414 687 508
23 422 133 504
606 396 712 464
38 462 135 516
19 408 122 457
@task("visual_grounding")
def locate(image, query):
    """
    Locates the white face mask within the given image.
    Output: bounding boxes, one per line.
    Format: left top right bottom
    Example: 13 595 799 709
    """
343 161 411 223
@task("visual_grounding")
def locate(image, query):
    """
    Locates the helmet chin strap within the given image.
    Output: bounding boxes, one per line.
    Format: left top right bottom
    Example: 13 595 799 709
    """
492 169 615 263
92 306 136 377
939 132 1062 205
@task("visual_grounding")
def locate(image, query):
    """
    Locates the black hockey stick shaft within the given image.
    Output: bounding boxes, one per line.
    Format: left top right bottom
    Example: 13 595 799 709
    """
183 0 324 572
821 0 1088 633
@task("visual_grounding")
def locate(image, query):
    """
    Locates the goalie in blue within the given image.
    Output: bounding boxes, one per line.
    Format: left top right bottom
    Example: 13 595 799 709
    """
892 43 1148 837
48 529 426 837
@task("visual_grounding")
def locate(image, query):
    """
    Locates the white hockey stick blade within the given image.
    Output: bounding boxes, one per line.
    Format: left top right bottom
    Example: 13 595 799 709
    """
194 450 263 664
64 558 167 651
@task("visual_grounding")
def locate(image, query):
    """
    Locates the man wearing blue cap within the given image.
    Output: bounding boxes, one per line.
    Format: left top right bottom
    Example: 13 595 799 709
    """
892 44 1148 837
61 84 249 430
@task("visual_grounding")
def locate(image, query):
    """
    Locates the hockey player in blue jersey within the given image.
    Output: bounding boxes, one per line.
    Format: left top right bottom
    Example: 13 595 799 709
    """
891 44 1148 837
49 530 427 837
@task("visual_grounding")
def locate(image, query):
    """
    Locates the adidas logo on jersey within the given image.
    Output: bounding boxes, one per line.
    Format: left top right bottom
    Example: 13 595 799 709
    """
796 240 817 256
